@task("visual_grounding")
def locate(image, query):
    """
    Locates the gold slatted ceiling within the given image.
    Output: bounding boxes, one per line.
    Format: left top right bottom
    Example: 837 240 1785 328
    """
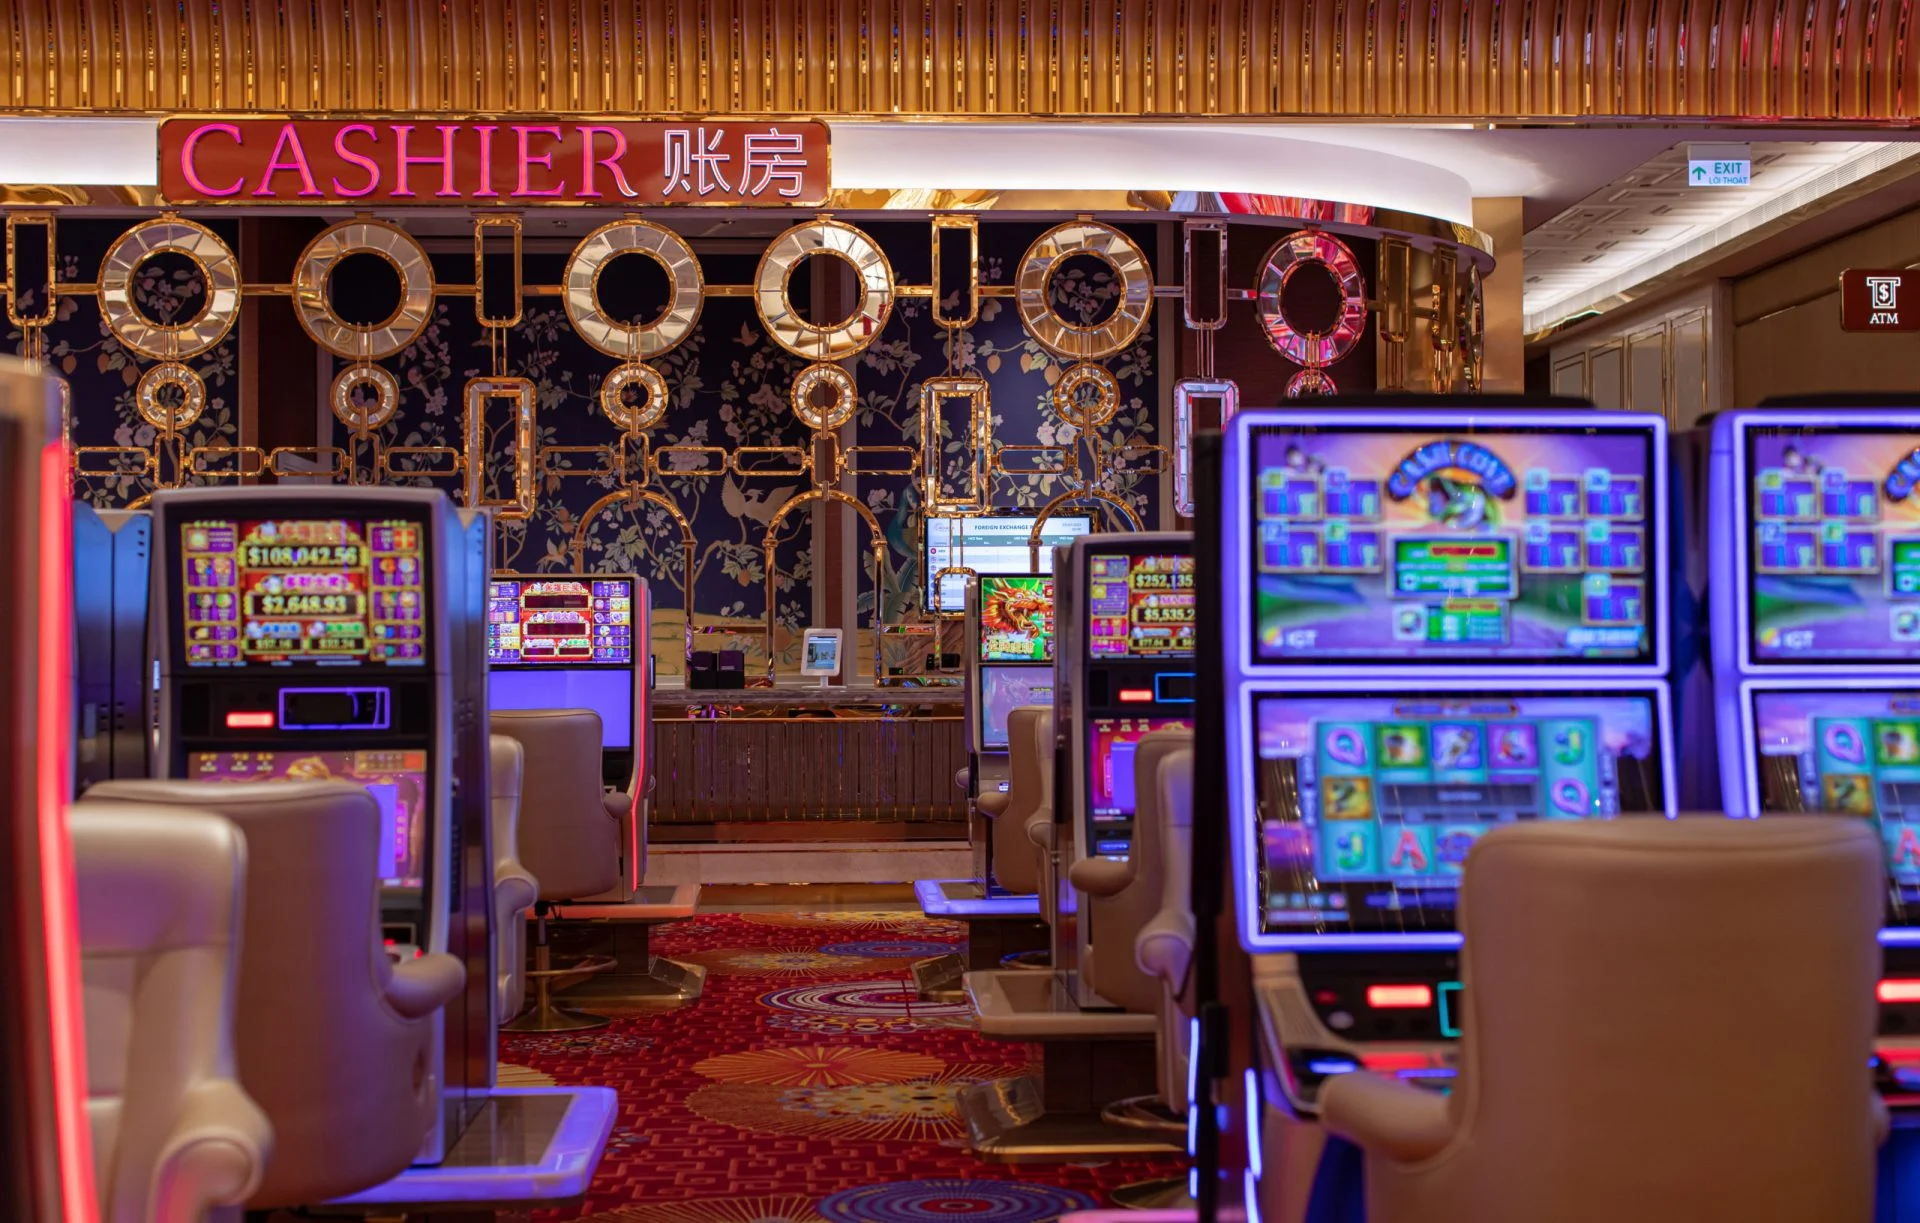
4 0 1920 120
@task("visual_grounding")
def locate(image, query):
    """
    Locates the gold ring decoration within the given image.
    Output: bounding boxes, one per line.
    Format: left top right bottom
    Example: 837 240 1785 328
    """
98 217 241 361
1050 361 1121 430
135 361 207 431
291 219 435 360
330 362 400 433
789 361 859 431
755 220 894 362
1287 368 1339 398
600 361 670 432
1016 221 1154 362
1257 231 1369 368
564 220 704 360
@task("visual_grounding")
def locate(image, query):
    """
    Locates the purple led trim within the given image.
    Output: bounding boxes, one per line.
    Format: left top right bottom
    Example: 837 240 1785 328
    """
277 686 392 731
913 878 1042 918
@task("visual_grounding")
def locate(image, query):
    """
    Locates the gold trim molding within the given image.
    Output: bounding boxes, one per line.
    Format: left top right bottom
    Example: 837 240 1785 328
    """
7 0 1920 121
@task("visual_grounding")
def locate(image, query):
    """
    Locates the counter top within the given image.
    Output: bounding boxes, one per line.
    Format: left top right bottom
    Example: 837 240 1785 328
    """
653 683 963 713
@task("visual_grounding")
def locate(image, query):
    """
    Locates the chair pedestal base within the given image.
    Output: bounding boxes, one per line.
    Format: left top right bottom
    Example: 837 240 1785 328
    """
550 917 705 1006
502 938 615 1033
1107 1177 1196 1210
956 1069 1182 1163
912 953 966 1001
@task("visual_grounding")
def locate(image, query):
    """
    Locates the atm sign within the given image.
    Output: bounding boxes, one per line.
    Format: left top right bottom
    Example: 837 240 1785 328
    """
1841 269 1920 332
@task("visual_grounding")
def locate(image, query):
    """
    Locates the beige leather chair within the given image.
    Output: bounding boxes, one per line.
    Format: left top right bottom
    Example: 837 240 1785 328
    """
491 708 624 1031
490 733 537 1023
84 779 464 1209
1323 816 1885 1223
1027 709 1064 930
1136 746 1195 1125
1072 730 1193 1015
72 803 272 1223
990 705 1053 897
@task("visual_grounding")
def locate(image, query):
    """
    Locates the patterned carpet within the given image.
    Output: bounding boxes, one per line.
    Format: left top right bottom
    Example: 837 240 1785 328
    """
502 910 1187 1223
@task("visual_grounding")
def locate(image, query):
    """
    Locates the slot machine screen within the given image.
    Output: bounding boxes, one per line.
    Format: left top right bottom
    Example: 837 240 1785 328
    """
925 515 1091 613
979 666 1056 751
979 576 1057 662
178 517 429 667
1090 716 1195 827
1087 553 1197 659
487 577 635 664
1744 427 1920 663
1749 687 1920 925
1251 693 1665 934
186 748 429 888
1245 425 1657 664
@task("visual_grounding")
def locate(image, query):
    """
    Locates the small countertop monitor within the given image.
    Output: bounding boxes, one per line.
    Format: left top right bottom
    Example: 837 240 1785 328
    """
487 576 637 751
802 628 844 678
926 514 1092 613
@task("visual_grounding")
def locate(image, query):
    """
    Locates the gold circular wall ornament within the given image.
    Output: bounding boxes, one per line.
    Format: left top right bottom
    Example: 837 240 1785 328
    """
1256 231 1370 368
331 362 400 434
601 361 670 433
564 220 704 361
1286 369 1339 398
98 218 241 361
755 221 894 362
291 220 435 361
1015 222 1154 362
1050 361 1121 430
789 362 859 431
135 361 207 431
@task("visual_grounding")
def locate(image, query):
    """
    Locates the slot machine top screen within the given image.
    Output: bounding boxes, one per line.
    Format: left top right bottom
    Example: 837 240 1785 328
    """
1742 426 1920 664
179 517 428 668
1246 423 1659 666
1251 692 1666 939
488 577 635 666
1087 553 1196 659
979 576 1056 663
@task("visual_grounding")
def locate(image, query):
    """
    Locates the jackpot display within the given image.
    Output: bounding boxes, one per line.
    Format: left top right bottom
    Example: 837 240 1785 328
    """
179 517 428 666
487 577 635 664
1246 426 1656 664
979 576 1056 662
979 666 1056 751
187 748 429 888
1251 693 1664 933
1744 428 1920 663
1088 553 1196 658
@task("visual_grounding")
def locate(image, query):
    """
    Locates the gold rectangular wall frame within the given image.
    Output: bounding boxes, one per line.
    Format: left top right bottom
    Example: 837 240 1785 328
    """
463 376 538 518
538 444 618 479
930 216 980 330
731 445 813 478
839 446 920 479
473 215 525 329
1183 220 1228 331
5 212 57 328
918 376 991 514
1172 378 1239 517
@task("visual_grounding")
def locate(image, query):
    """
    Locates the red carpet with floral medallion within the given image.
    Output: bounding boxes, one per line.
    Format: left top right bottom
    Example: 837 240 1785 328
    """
500 910 1187 1223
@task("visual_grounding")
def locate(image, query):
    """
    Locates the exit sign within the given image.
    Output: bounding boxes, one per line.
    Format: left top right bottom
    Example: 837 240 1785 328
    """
1687 143 1752 187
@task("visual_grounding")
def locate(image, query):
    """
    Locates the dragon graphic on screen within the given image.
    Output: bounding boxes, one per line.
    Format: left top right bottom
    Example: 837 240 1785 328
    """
979 576 1055 662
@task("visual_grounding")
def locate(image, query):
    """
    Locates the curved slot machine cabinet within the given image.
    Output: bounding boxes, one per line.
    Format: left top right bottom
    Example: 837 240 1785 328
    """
1218 407 1677 1221
148 487 469 1162
71 505 150 794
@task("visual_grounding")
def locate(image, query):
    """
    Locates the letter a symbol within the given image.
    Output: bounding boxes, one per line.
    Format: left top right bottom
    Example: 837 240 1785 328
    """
1897 826 1920 868
1390 829 1429 872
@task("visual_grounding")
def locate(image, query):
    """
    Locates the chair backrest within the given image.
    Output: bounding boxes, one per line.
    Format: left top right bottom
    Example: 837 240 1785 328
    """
490 708 621 902
1444 816 1882 1222
489 734 532 1020
992 705 1052 895
73 802 264 1223
1151 747 1194 1112
1084 730 1193 1013
84 778 443 1208
1032 708 1063 927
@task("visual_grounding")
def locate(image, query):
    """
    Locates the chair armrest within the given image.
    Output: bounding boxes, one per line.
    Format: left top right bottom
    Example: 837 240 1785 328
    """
384 952 465 1019
1136 906 1195 984
1875 1093 1891 1147
1026 809 1055 849
150 1077 273 1218
1321 1070 1454 1163
603 789 632 820
978 790 1011 817
493 866 537 921
1069 856 1130 897
953 767 971 794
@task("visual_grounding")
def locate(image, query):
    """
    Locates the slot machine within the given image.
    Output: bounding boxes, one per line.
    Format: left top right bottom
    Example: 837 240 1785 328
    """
71 505 150 792
1215 407 1676 1218
149 486 484 1162
1056 532 1196 1003
487 573 652 898
1707 407 1920 1123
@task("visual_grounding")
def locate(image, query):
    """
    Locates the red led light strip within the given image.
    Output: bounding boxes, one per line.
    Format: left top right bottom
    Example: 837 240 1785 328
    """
1878 979 1920 1004
1366 983 1434 1009
225 710 276 729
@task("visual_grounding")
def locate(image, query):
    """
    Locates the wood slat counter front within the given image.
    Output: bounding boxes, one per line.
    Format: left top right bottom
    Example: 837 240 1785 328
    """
649 684 967 837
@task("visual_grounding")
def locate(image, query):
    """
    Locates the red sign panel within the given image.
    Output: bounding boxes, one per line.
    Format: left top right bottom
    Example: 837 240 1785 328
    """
1840 268 1920 332
158 118 830 206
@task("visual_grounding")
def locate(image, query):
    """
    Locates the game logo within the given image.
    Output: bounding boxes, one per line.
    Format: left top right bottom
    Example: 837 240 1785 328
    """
1247 426 1655 664
1088 553 1197 658
979 666 1056 751
1253 693 1663 932
180 518 427 667
488 577 634 665
1745 428 1920 663
979 576 1056 662
187 748 429 887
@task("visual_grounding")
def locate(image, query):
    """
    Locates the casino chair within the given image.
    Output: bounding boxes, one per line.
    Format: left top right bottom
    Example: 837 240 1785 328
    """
84 779 463 1208
490 733 538 1022
991 705 1053 901
1321 816 1886 1223
70 803 272 1223
491 707 624 1032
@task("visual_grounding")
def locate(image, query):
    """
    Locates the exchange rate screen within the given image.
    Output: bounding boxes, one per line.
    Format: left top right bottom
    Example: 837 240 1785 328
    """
488 577 636 665
1088 553 1196 659
187 748 429 888
1253 693 1664 934
179 518 427 667
1746 428 1920 663
1246 426 1656 664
